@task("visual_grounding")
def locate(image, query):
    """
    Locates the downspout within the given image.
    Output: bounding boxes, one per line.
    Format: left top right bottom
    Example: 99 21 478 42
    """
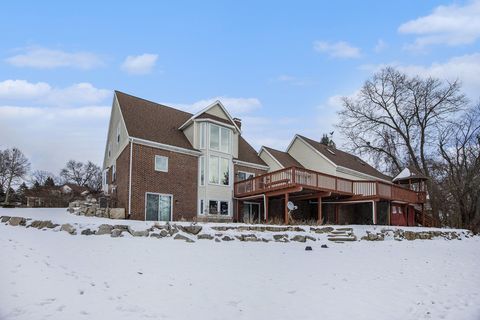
128 138 133 218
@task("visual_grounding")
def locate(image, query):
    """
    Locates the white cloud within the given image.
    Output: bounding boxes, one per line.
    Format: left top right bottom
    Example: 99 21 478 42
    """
5 47 104 69
121 54 158 75
172 96 262 115
374 39 387 53
398 0 480 50
313 41 361 58
359 53 480 100
0 79 111 107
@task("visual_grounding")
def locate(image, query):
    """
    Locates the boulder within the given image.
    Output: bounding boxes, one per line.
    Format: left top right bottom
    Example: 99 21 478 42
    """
174 234 195 243
236 234 259 242
60 223 76 235
222 235 234 241
273 234 288 240
266 226 289 232
404 231 417 241
110 229 123 237
290 235 307 242
127 226 149 237
150 233 162 239
81 228 95 235
113 224 129 231
159 229 169 237
96 224 113 235
361 232 384 241
8 217 26 226
180 225 202 235
197 234 214 240
30 220 57 229
109 208 125 219
305 235 317 242
311 227 334 234
1 216 11 223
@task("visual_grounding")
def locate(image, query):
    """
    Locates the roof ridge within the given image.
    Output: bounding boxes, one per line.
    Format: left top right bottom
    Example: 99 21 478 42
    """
115 90 193 117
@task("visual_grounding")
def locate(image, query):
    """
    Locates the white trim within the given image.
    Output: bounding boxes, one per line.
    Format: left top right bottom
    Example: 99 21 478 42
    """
198 198 205 215
195 118 237 130
154 155 169 172
178 100 242 133
130 137 202 157
258 147 284 169
144 192 173 221
209 123 232 154
336 166 391 183
208 155 231 187
233 159 269 170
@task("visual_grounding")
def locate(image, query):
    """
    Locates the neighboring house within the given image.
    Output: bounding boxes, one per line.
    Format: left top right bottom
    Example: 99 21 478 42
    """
103 91 429 226
25 183 89 207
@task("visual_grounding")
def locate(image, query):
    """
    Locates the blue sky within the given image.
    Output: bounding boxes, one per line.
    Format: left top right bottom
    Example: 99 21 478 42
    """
1 0 479 174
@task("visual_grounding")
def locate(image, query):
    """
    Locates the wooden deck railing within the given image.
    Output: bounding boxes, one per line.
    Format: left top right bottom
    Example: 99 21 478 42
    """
234 166 426 204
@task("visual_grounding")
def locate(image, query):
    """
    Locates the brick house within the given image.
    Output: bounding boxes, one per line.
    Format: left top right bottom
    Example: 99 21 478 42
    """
103 91 430 226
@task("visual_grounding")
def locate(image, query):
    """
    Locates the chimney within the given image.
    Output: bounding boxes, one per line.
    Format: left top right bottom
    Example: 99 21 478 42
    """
233 117 242 130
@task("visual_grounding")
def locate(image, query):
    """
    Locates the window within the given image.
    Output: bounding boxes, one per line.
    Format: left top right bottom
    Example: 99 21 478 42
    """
116 123 120 144
199 156 205 186
208 200 230 215
238 171 255 181
108 142 111 158
112 163 116 182
209 124 231 153
199 122 206 149
209 200 218 214
199 199 205 215
155 155 168 172
209 156 230 185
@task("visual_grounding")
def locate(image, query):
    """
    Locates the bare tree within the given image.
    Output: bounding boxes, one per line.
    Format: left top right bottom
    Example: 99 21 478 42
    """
30 170 56 187
60 160 102 191
1 148 30 205
438 105 480 230
338 67 468 220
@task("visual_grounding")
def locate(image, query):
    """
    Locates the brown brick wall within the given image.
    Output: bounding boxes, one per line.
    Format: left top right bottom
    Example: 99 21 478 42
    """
129 143 198 221
115 144 131 211
233 164 267 182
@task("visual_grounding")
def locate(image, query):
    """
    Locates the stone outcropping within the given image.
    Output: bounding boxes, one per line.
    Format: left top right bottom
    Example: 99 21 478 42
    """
68 197 125 219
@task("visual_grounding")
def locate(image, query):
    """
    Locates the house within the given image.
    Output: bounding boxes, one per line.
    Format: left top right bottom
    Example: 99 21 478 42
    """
25 183 89 207
103 91 429 226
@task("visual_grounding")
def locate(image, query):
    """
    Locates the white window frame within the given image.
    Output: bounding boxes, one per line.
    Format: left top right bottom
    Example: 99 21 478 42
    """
112 163 116 182
207 199 230 216
199 199 205 215
154 155 169 172
199 122 207 149
208 155 230 186
238 170 255 181
209 123 232 154
116 123 120 145
144 192 173 221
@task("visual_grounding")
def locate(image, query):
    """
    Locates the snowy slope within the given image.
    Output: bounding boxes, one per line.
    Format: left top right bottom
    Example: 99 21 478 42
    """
0 208 479 320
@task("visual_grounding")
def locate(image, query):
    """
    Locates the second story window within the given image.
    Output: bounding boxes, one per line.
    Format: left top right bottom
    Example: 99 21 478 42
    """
209 156 229 186
199 122 206 149
209 124 231 153
155 155 168 172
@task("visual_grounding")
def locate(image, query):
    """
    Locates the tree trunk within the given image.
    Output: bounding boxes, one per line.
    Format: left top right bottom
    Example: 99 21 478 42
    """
3 176 13 205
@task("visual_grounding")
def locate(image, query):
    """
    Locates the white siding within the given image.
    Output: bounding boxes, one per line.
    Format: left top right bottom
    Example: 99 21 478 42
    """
103 95 129 170
287 138 337 175
259 150 283 172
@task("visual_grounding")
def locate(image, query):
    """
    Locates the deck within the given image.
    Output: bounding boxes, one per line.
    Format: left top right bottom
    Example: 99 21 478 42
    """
234 166 426 204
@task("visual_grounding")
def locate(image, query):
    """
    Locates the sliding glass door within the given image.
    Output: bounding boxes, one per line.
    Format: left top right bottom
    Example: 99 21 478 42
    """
146 193 172 221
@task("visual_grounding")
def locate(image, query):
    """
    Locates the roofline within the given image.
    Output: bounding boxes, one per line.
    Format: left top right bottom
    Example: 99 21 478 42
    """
336 166 391 183
103 92 130 169
129 137 202 157
178 100 242 133
258 146 285 169
287 135 337 167
233 159 269 170
195 118 237 130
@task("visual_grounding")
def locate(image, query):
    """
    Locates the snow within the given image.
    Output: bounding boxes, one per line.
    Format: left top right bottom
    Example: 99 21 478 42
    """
1 208 479 320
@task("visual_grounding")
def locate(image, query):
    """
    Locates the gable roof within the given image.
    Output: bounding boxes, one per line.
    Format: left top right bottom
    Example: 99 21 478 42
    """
297 135 391 181
262 146 303 168
115 91 196 151
236 136 267 166
393 166 428 182
178 100 241 132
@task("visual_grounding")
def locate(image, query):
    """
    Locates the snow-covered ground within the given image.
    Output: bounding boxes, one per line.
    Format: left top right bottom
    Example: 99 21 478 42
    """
1 208 479 320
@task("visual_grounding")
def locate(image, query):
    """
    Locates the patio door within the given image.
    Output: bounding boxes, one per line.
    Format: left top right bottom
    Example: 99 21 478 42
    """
242 202 261 223
146 193 172 221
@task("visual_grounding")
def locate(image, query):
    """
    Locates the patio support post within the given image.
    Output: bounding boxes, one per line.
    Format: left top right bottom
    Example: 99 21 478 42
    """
265 196 269 224
317 195 322 224
284 193 289 225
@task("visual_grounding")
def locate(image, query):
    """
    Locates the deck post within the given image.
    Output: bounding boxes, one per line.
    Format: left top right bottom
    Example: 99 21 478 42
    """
265 195 269 224
284 193 289 225
317 195 322 224
372 201 377 225
422 203 425 226
335 204 339 224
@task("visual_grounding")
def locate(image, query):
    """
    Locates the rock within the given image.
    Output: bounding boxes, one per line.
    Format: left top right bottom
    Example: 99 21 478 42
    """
197 234 214 240
113 225 129 231
1 216 11 223
8 217 26 226
150 233 162 239
236 234 259 242
362 232 384 241
30 220 57 229
311 226 334 234
417 232 432 240
266 226 289 232
211 226 234 231
321 244 328 248
404 231 417 241
60 223 76 235
305 235 317 242
289 227 305 232
327 235 357 242
181 225 202 235
291 235 306 242
159 229 169 237
110 229 123 237
305 246 313 251
273 234 288 240
127 226 149 237
174 234 194 243
109 208 125 219
81 228 95 235
222 235 234 241
215 238 221 242
96 224 113 235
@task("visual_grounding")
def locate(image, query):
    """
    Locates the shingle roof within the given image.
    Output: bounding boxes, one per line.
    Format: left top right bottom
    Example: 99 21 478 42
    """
115 91 266 166
262 146 304 168
236 136 267 166
196 112 234 126
297 135 392 181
